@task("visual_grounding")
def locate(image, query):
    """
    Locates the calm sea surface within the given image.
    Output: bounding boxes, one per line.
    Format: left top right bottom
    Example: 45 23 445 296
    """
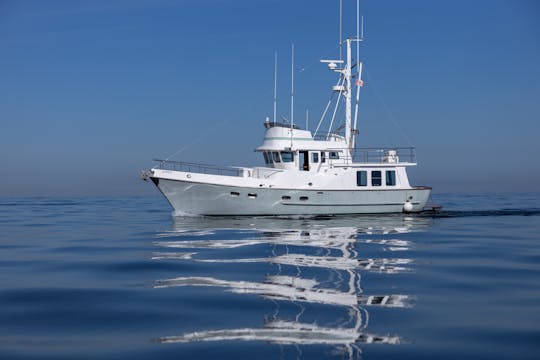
1 193 539 359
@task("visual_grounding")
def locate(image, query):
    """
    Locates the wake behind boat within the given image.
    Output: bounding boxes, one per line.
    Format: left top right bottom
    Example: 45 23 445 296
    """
142 2 432 216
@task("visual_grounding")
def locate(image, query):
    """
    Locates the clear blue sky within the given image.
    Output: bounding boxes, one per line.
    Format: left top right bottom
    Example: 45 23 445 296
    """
1 0 539 196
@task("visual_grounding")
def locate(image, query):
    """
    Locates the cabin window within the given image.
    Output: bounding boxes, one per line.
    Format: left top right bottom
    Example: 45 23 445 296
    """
299 151 309 171
272 152 281 163
281 151 294 163
311 152 319 163
356 171 367 186
263 152 270 164
282 195 291 200
329 151 339 160
386 170 396 186
299 196 309 201
321 151 326 163
230 191 240 196
248 193 257 198
371 171 382 186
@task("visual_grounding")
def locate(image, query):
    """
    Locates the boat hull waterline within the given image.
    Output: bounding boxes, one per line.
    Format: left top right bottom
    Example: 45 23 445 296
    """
151 176 431 216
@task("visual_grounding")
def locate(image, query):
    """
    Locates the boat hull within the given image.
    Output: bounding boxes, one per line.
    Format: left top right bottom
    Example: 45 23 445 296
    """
151 177 431 216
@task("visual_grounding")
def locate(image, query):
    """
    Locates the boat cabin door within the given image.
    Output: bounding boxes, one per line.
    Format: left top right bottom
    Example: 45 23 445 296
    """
299 151 309 171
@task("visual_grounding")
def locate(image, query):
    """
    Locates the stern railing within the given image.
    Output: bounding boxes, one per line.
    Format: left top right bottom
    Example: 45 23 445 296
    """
350 147 416 164
316 147 416 165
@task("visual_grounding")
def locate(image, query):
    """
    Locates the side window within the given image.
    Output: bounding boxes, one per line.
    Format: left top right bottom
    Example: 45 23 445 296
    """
321 152 326 163
371 171 382 186
356 171 367 186
311 152 319 163
281 151 294 163
329 151 340 159
386 170 396 186
272 152 281 163
263 152 270 164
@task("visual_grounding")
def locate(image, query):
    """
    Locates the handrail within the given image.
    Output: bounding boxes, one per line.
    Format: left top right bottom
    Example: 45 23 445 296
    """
252 167 283 179
351 147 416 164
153 159 244 177
306 147 416 165
152 147 416 178
313 132 345 141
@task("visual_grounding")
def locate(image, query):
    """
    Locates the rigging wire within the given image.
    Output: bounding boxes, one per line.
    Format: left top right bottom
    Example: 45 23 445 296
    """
314 86 338 136
327 78 345 138
164 137 203 162
163 117 230 161
298 44 341 75
363 66 414 147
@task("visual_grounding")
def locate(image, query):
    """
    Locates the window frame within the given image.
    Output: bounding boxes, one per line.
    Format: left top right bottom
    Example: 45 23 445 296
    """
281 151 294 163
329 151 340 160
371 170 382 186
356 171 367 186
386 170 396 186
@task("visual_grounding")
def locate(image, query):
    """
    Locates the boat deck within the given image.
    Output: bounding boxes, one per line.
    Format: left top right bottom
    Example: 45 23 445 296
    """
148 147 417 179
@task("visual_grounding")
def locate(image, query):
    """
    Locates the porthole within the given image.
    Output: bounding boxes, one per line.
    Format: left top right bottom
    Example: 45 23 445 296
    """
299 196 309 201
248 193 257 199
230 191 240 197
282 196 291 200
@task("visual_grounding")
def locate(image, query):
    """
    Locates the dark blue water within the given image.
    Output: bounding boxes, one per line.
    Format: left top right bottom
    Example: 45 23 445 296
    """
1 193 539 359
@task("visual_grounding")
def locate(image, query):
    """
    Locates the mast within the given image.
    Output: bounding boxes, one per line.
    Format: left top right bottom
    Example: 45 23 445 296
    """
320 0 362 151
352 0 363 149
274 52 278 125
345 38 352 150
291 44 295 128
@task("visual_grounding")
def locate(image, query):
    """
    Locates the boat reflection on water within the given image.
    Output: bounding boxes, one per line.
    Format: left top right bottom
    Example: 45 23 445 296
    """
152 215 431 358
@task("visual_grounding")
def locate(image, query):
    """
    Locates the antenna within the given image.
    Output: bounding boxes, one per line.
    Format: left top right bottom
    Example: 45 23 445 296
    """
274 52 278 125
306 109 309 130
291 43 294 128
339 0 343 64
357 1 360 43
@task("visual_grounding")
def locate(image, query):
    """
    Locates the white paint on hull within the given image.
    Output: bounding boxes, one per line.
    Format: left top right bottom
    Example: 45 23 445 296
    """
154 176 431 216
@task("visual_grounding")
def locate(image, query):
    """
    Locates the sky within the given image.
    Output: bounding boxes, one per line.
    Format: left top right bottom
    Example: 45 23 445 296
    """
1 0 539 196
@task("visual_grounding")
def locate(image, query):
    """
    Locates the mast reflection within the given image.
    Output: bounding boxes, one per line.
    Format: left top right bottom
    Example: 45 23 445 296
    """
152 215 429 358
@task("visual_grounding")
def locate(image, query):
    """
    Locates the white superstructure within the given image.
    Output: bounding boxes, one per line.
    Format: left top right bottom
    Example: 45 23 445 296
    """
142 2 432 216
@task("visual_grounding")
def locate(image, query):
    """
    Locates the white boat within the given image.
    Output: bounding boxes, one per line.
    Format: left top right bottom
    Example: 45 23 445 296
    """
142 3 432 216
